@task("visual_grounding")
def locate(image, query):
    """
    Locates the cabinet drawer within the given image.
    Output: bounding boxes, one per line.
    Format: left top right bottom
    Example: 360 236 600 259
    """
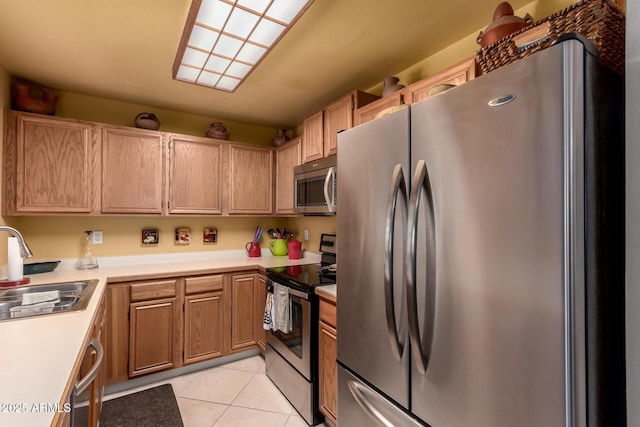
319 299 336 328
185 275 224 295
130 279 177 302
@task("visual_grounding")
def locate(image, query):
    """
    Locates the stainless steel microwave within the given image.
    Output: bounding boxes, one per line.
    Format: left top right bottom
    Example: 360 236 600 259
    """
293 155 337 215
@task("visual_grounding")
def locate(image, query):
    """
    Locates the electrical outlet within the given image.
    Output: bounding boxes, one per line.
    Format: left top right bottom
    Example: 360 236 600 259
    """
304 229 309 241
92 230 103 244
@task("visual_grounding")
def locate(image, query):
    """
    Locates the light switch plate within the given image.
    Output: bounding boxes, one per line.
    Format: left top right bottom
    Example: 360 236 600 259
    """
92 230 103 244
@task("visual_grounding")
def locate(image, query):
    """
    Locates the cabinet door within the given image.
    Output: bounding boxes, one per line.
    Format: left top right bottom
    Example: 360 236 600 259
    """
129 297 178 376
355 91 405 126
323 93 353 157
7 112 97 213
228 144 273 214
102 127 164 214
319 320 338 425
405 57 477 104
275 137 301 214
184 292 225 364
105 284 130 385
168 135 223 214
302 110 324 163
255 274 267 351
231 274 257 351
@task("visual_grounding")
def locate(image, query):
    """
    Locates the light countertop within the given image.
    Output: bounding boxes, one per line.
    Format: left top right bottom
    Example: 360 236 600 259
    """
0 250 321 426
316 284 336 302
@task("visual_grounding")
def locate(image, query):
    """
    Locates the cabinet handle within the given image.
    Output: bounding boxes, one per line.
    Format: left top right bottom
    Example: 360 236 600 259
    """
75 338 104 395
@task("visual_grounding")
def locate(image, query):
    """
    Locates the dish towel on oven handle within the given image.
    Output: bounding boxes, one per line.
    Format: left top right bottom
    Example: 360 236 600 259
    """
263 291 274 331
272 282 292 333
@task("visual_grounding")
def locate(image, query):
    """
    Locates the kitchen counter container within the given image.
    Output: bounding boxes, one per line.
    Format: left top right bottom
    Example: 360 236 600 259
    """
23 260 60 275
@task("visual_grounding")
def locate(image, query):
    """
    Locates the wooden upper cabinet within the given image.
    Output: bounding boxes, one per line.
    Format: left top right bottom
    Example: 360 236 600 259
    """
4 111 99 214
355 91 405 126
101 127 164 214
405 57 477 105
275 137 301 215
302 111 324 163
168 135 223 215
227 143 273 214
324 90 380 156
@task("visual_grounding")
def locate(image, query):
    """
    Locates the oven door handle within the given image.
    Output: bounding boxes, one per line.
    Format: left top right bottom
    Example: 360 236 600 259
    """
267 277 310 300
287 286 309 300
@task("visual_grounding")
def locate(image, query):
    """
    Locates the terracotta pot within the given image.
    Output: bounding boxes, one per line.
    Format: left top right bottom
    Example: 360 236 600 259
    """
382 76 405 97
272 129 290 147
12 82 58 115
206 122 230 140
134 113 161 130
477 2 533 48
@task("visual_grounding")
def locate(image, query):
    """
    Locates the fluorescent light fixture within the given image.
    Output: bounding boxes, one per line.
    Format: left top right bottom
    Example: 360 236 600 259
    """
173 0 315 92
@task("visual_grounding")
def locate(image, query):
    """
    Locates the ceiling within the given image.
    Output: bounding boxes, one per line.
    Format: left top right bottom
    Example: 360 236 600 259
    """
0 0 533 129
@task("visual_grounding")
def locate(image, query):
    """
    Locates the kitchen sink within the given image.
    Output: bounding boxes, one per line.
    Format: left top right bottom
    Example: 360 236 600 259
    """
0 280 98 321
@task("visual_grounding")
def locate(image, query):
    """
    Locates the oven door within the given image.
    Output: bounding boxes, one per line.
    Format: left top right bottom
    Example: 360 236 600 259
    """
267 284 312 380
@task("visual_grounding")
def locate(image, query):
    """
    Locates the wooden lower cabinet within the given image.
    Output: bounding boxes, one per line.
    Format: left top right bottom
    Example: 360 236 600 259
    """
129 297 180 377
105 284 130 385
105 271 265 385
128 278 181 377
184 274 226 364
255 274 267 351
231 273 258 351
319 296 338 425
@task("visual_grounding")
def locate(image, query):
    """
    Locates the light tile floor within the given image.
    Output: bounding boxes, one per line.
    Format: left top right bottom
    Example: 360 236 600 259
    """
103 355 332 427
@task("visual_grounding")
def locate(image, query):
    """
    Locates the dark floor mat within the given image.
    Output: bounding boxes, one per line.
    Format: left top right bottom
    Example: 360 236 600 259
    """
74 384 183 427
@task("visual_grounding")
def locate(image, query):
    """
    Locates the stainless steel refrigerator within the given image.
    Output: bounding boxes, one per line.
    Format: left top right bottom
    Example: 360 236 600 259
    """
336 36 625 427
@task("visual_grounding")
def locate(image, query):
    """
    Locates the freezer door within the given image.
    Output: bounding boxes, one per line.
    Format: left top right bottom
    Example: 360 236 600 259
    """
338 365 424 427
337 107 410 409
408 43 580 426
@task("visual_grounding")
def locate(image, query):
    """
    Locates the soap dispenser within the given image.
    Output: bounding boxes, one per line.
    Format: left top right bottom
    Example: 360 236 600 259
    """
76 231 99 270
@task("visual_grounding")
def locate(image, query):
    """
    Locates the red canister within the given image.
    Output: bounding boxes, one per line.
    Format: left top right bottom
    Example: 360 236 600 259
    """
287 238 302 260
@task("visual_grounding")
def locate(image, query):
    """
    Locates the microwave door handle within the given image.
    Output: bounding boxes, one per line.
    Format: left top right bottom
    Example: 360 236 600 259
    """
324 167 335 212
407 159 436 375
384 164 407 362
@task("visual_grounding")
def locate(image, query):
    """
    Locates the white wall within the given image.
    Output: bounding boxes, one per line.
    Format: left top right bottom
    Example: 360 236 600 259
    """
627 3 639 425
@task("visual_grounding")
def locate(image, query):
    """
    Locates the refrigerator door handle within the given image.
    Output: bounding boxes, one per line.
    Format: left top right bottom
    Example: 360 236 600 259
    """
347 380 397 427
407 159 437 375
384 164 407 361
323 167 336 212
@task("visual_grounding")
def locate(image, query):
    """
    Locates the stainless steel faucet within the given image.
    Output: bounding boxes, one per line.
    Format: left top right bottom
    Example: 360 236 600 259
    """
0 226 33 258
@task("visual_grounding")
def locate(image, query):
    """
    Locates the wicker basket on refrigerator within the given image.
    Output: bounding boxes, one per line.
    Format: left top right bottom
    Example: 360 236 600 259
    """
476 0 625 76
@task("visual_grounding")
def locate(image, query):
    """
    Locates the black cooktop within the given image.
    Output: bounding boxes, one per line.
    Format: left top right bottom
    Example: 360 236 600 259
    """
266 263 336 290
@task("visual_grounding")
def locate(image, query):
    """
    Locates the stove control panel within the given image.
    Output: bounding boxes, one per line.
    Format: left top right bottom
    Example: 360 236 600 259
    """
319 234 336 255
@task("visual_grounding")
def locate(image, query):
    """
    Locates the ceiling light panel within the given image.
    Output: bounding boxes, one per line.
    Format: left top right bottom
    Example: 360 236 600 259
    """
237 0 270 14
249 19 285 46
174 0 315 92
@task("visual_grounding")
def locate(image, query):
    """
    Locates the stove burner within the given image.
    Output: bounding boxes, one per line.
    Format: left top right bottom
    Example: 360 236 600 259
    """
318 263 336 274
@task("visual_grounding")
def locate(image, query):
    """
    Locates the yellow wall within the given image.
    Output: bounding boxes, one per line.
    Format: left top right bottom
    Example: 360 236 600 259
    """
12 216 292 260
56 91 276 146
0 65 10 264
367 0 577 94
1 0 575 266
